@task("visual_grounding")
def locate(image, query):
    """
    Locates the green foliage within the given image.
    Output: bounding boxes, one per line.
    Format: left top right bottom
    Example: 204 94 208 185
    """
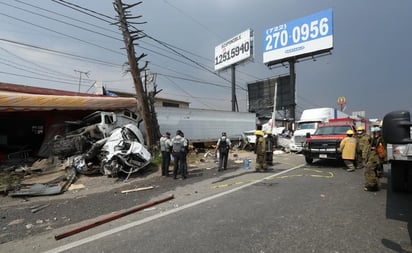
151 151 162 167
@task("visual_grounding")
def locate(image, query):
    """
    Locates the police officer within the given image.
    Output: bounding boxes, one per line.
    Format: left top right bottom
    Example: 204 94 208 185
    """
159 132 172 176
355 126 369 170
339 129 357 172
181 132 189 178
364 127 384 191
171 130 188 179
255 130 267 172
215 132 231 171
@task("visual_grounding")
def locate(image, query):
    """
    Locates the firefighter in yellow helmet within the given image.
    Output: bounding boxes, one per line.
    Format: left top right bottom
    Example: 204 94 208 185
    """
355 126 369 169
339 129 357 172
255 130 267 172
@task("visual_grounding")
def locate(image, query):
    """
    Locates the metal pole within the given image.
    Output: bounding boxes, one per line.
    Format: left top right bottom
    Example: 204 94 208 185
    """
231 64 236 112
289 60 296 122
54 195 174 240
272 80 278 132
74 70 89 94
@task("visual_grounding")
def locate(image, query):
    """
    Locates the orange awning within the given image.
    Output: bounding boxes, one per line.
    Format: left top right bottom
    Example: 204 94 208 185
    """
0 91 138 112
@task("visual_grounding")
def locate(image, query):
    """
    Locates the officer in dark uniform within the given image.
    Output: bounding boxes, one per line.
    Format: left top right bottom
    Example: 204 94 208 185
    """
171 130 188 179
215 132 231 171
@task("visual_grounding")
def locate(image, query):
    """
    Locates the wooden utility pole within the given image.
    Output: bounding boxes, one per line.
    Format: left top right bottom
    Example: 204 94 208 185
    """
113 0 158 150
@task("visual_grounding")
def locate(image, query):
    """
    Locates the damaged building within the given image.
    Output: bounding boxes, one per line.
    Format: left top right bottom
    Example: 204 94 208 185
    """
0 83 152 196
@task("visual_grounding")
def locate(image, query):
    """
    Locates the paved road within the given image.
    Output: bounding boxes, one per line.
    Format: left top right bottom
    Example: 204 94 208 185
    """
2 152 412 253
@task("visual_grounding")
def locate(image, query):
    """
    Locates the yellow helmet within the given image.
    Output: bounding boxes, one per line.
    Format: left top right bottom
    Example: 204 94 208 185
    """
266 129 272 135
255 130 264 136
346 129 354 135
356 126 364 131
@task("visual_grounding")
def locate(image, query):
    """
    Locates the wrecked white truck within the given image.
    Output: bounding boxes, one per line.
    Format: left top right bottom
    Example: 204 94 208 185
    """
50 110 152 178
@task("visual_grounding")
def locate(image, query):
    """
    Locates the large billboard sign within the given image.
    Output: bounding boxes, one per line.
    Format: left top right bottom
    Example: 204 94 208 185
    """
214 29 253 71
263 9 333 65
247 75 293 118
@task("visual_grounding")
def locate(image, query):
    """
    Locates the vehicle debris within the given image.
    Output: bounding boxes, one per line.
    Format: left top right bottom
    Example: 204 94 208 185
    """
121 185 155 194
1 110 152 197
8 183 62 197
30 203 50 213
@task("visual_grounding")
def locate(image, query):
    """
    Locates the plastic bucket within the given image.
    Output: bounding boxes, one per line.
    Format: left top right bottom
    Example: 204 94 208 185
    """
243 159 250 170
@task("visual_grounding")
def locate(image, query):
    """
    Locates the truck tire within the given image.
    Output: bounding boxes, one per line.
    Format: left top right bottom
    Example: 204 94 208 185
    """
390 161 407 192
305 156 313 164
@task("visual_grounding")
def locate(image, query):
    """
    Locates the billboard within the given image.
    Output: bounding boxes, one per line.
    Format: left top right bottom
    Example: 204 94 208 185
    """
214 29 253 71
247 75 294 118
263 9 333 65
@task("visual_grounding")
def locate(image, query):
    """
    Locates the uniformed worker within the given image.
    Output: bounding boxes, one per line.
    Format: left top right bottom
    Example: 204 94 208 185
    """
265 130 274 166
355 126 369 170
181 132 189 178
159 132 172 176
376 125 387 177
255 130 267 172
171 130 188 179
364 127 384 191
215 132 231 171
339 129 357 172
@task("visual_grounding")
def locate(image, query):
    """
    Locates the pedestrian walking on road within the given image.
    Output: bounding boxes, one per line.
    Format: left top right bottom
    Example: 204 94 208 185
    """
339 129 357 172
171 130 188 179
160 132 172 176
215 132 231 171
255 130 267 172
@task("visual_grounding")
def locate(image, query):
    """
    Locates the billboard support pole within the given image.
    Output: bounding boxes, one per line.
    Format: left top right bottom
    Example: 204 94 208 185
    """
231 64 237 112
272 80 278 132
289 60 296 125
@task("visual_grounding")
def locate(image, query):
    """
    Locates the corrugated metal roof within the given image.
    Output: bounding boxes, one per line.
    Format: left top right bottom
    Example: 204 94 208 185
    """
0 91 138 112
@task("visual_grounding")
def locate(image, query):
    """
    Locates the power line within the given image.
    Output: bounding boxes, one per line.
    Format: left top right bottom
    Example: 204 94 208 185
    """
0 39 121 67
14 0 119 35
0 12 123 56
51 0 116 23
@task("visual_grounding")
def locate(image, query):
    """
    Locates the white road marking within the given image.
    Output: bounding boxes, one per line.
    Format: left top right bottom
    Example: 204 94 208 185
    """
44 164 304 253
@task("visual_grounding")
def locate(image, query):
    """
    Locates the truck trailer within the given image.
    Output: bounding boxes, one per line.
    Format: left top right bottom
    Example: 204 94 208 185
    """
155 107 256 147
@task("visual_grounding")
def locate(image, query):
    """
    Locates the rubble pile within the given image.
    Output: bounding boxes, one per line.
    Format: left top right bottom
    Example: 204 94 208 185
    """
1 110 153 197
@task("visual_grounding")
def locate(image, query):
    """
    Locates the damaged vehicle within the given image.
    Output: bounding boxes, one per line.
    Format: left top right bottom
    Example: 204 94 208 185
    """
50 110 152 178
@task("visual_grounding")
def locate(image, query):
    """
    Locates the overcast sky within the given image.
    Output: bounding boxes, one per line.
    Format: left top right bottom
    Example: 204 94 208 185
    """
1 0 411 119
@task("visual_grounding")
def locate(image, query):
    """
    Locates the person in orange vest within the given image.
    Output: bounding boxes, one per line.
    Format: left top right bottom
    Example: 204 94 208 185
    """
339 129 357 172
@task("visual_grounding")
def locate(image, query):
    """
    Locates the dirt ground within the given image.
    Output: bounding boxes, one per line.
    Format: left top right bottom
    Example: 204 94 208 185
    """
0 149 255 208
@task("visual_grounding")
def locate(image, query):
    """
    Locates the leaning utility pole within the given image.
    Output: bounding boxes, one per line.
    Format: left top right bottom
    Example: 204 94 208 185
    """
113 0 158 150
